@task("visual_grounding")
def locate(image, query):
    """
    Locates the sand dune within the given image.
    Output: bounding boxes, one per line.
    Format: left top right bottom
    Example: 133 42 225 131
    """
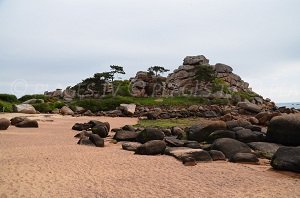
0 114 299 198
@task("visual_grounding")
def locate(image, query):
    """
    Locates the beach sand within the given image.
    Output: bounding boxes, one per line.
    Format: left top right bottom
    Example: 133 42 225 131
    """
0 113 299 198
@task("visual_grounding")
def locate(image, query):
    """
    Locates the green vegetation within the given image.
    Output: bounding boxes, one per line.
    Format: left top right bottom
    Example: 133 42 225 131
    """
211 78 230 94
112 80 131 96
233 91 258 101
32 102 65 113
194 64 216 82
0 94 18 103
18 94 49 102
135 118 214 128
0 100 14 112
147 66 170 77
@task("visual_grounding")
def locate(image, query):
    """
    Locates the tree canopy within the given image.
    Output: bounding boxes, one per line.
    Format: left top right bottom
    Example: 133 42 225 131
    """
147 66 170 77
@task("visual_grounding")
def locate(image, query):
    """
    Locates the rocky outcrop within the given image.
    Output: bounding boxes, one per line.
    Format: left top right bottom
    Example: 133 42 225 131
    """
13 104 36 114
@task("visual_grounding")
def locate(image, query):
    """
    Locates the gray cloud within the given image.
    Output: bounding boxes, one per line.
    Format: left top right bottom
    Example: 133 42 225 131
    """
0 0 300 102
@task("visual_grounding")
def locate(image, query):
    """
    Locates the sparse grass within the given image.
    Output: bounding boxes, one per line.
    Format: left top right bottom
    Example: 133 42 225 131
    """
135 118 214 128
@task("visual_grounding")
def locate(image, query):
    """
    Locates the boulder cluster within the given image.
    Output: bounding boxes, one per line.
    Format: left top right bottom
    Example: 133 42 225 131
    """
0 117 39 130
74 114 300 173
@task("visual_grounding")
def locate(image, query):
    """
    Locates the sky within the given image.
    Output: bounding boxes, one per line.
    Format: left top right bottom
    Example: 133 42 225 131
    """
0 0 299 102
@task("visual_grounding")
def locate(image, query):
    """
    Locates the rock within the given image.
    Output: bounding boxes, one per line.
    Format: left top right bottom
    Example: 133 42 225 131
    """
22 99 44 104
0 118 10 130
120 104 136 115
214 63 233 73
271 146 300 173
266 114 300 146
165 137 185 147
165 147 212 162
89 120 110 132
207 130 236 143
13 104 36 114
226 119 252 129
74 130 93 138
188 105 199 112
72 123 91 131
183 55 209 65
171 126 184 137
136 128 165 143
77 137 95 146
238 102 262 113
122 125 136 132
182 157 197 166
83 110 94 116
248 117 259 125
248 142 281 159
187 121 226 142
235 129 260 143
184 141 202 149
113 130 138 141
162 129 172 136
92 125 109 138
89 134 104 147
160 113 171 119
122 142 142 152
146 112 159 120
52 108 60 114
75 106 86 114
15 119 38 128
211 138 252 159
203 111 218 118
209 150 226 161
135 140 166 155
229 153 259 164
60 106 74 115
10 117 25 125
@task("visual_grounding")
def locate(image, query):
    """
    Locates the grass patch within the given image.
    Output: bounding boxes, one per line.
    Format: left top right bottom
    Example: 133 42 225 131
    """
135 118 214 128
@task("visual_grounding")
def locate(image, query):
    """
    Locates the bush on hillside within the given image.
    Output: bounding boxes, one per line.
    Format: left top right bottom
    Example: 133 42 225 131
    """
0 94 18 103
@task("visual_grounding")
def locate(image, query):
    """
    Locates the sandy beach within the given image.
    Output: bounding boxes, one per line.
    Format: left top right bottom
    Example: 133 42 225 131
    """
0 113 299 198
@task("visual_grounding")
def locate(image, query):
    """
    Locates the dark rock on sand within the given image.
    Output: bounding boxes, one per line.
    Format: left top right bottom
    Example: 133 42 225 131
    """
135 140 166 155
77 137 95 146
266 114 300 146
0 118 10 130
72 123 91 131
122 125 136 132
10 117 25 125
89 134 104 147
74 130 93 138
271 146 300 173
229 153 259 164
211 138 252 159
248 142 281 159
207 130 236 143
113 130 138 141
136 128 165 143
165 147 212 162
15 119 38 128
122 142 142 152
209 150 226 161
187 121 226 142
92 125 109 138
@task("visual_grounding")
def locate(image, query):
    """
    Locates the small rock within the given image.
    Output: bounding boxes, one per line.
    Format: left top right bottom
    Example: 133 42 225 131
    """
89 134 104 147
135 140 166 155
15 119 38 128
0 118 10 130
122 142 142 152
209 150 226 161
60 106 74 115
136 128 165 143
229 153 259 164
113 130 138 141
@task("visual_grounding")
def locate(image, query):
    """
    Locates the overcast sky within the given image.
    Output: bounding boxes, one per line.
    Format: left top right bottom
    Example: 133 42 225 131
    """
0 0 299 102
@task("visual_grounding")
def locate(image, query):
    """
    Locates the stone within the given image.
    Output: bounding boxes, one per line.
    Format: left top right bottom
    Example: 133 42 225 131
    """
211 138 252 159
0 118 10 130
271 146 300 173
171 126 184 137
235 129 260 143
165 137 185 147
182 157 197 166
183 55 209 65
135 140 166 155
72 123 91 131
165 147 212 162
77 137 95 146
75 106 86 114
74 130 93 138
266 114 300 146
188 105 199 112
92 125 109 138
13 104 36 114
113 130 138 141
214 63 233 73
187 121 226 143
184 141 202 149
89 134 104 147
122 142 142 151
207 130 236 143
209 150 226 161
248 117 259 125
122 125 136 132
136 128 165 143
229 153 259 164
15 119 38 128
162 129 172 136
120 104 136 115
22 99 44 104
60 106 74 115
83 110 94 116
248 142 281 159
10 117 25 125
89 120 110 132
238 102 262 113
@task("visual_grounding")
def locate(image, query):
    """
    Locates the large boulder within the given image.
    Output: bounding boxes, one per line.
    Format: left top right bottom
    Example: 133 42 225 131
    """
60 106 74 115
271 146 300 173
89 134 104 147
10 117 26 125
248 142 281 159
77 137 95 146
72 123 91 131
92 125 109 138
135 140 166 155
183 55 209 65
235 129 263 143
119 104 136 116
13 104 36 114
187 121 226 142
229 153 259 164
113 130 138 141
136 128 165 143
214 63 233 73
122 142 142 152
266 114 300 146
211 138 252 159
237 102 262 113
165 147 212 162
209 150 226 161
15 119 38 128
0 118 10 130
207 130 236 143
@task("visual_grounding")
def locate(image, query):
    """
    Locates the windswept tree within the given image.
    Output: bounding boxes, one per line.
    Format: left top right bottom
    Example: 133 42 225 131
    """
147 66 170 77
110 65 125 82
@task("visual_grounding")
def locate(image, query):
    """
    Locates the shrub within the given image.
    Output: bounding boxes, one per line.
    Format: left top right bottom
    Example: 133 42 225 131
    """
194 64 216 82
113 80 131 96
211 78 231 94
0 100 13 112
19 94 49 102
32 101 65 113
0 94 18 103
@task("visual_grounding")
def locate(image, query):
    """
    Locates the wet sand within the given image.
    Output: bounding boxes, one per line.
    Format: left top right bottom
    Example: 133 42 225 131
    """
0 113 299 198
